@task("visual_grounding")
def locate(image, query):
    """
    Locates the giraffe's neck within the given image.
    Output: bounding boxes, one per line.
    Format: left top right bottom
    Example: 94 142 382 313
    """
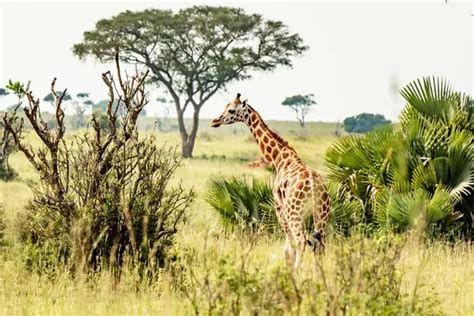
244 106 299 171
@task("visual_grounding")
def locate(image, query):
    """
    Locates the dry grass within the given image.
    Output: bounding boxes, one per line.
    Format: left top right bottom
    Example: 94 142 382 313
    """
1 126 473 315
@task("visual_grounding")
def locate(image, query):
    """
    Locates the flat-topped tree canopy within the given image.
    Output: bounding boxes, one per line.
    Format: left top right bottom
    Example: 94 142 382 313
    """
282 94 316 127
0 88 8 96
73 6 308 158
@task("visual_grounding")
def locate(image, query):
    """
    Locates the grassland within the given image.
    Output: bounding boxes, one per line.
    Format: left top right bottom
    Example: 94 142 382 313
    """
1 120 473 315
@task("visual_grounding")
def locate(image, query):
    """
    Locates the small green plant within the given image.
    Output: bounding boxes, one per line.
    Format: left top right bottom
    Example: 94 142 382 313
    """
205 176 279 234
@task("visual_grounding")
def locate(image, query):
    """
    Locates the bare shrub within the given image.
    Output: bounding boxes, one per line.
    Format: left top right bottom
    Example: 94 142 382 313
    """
3 52 194 275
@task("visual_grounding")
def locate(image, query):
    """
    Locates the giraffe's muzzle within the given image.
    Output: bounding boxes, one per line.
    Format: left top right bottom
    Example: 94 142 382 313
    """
211 118 222 128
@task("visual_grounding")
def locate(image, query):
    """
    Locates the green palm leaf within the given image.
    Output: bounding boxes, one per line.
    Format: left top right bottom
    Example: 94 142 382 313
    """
327 76 473 235
205 176 279 234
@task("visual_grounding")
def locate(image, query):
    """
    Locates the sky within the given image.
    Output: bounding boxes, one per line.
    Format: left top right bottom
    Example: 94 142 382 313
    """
0 0 472 122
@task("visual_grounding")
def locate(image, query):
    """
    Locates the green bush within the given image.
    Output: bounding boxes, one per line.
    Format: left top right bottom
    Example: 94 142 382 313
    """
18 134 194 275
326 77 473 237
205 176 279 234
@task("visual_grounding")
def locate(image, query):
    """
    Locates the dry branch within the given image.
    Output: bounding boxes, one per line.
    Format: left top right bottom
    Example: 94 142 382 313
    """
4 51 192 274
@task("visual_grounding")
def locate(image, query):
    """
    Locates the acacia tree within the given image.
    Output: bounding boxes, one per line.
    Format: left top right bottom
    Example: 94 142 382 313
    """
73 6 307 158
44 91 71 106
73 92 93 129
281 94 316 127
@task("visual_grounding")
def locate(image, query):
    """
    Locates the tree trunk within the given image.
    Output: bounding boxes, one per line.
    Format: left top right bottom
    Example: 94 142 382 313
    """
181 140 194 158
176 104 201 159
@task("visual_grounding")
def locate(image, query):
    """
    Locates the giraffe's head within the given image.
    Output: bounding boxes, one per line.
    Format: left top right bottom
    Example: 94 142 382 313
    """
211 93 248 128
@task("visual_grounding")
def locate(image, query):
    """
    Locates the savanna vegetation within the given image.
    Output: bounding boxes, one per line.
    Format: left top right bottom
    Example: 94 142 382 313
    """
0 5 473 316
1 67 472 314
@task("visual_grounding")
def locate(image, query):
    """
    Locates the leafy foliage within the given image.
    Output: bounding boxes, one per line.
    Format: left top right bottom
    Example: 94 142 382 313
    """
343 113 391 133
326 77 473 237
205 176 279 234
73 6 307 157
327 182 365 234
6 80 29 97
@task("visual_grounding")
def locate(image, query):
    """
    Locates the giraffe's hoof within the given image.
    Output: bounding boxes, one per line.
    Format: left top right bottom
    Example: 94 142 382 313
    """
308 231 324 253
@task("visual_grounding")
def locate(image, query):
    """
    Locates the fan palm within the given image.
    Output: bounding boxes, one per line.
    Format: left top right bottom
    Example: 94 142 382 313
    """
205 176 280 234
326 77 473 236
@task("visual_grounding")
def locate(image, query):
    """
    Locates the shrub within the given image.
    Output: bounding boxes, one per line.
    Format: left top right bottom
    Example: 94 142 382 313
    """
326 77 473 238
3 53 194 275
205 176 279 234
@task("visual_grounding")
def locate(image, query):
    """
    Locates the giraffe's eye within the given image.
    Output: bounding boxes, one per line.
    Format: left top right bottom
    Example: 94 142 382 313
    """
228 109 236 114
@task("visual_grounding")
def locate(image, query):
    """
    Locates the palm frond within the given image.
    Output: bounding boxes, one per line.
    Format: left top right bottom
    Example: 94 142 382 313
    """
205 176 279 234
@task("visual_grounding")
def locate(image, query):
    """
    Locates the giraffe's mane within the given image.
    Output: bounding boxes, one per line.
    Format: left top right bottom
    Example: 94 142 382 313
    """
247 104 295 152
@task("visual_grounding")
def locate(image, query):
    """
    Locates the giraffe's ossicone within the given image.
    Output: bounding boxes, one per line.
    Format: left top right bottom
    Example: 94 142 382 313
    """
212 93 330 270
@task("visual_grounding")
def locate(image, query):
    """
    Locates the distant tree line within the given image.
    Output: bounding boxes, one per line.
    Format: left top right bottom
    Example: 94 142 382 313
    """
343 113 391 134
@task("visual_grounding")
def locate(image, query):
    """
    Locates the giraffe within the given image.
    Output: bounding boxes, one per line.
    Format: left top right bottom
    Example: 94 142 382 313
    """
211 93 330 269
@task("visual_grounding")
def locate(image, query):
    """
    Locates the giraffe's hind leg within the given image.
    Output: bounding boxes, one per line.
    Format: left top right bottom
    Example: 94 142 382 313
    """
309 180 330 253
290 217 306 270
284 197 307 270
273 191 294 266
